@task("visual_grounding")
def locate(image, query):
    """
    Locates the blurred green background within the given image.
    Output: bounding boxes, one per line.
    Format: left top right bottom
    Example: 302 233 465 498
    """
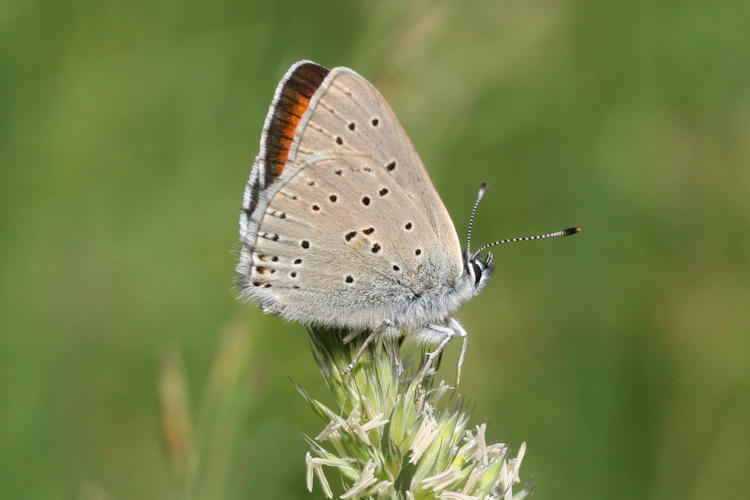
2 0 749 498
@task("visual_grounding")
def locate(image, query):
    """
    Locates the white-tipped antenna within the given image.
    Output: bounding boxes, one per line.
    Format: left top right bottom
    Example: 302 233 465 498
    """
466 182 489 255
472 227 581 259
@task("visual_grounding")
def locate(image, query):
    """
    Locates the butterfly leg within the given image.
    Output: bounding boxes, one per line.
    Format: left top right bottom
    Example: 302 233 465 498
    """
449 318 468 389
342 321 394 376
415 318 468 389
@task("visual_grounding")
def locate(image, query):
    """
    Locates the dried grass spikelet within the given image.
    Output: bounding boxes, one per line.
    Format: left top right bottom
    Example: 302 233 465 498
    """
297 327 531 500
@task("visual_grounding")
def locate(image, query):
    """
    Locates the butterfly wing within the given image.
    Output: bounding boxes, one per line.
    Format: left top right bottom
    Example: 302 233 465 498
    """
237 62 464 330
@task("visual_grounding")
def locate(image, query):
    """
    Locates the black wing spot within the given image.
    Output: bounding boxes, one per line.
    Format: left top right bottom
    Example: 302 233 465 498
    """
386 161 396 172
362 196 371 206
336 136 343 145
345 231 357 241
415 248 422 256
371 243 381 253
348 122 356 131
301 240 310 249
362 227 374 235
293 258 303 265
329 194 337 202
404 222 412 230
345 275 354 284
371 118 379 126
392 264 400 272
379 188 389 196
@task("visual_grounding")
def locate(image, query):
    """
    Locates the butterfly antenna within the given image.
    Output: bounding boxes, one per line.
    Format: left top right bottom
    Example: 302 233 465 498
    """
466 182 489 255
472 227 581 259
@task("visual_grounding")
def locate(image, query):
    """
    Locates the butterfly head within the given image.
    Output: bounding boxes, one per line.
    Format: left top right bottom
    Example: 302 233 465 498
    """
465 250 493 293
463 182 493 293
463 182 580 293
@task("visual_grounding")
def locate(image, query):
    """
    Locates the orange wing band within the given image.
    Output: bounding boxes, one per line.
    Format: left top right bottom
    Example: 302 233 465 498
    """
262 62 329 181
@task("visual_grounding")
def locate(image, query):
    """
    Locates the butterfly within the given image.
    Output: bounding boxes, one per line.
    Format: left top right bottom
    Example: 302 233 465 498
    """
236 60 578 384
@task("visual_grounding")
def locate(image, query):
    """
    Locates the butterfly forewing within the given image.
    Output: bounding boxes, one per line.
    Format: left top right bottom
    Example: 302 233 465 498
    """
292 69 460 255
238 63 464 330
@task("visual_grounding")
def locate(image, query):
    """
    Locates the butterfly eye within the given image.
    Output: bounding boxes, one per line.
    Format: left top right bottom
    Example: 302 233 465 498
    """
470 261 483 286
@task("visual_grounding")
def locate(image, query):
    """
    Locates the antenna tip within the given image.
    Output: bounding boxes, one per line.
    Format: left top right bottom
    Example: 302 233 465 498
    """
565 227 581 235
478 181 488 195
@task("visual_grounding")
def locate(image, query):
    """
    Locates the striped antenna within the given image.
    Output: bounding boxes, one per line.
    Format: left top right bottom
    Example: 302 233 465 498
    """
465 182 489 255
472 227 581 259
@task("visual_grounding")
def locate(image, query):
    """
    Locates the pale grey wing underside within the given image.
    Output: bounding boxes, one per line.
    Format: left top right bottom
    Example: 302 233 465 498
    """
290 69 461 257
242 154 461 329
237 67 464 330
